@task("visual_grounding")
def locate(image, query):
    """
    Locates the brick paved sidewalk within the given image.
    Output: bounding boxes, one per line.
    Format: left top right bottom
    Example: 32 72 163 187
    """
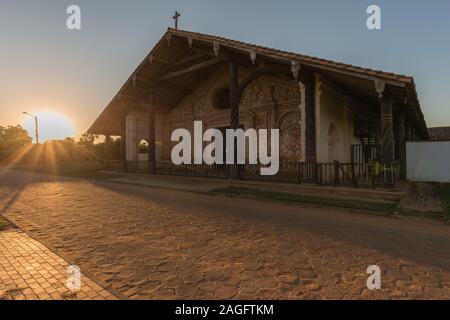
0 229 116 300
400 183 443 213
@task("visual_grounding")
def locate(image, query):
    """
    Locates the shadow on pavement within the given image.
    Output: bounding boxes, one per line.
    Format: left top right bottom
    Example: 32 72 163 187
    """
91 178 450 273
1 168 449 274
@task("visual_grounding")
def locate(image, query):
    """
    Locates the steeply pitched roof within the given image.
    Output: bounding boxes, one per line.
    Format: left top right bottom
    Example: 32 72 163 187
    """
169 28 413 84
88 28 428 138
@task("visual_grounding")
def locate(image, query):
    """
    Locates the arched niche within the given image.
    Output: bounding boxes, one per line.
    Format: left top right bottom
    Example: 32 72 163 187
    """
138 139 149 154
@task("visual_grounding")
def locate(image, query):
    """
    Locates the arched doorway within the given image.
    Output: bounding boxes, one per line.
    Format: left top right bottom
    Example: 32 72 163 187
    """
137 139 149 162
138 139 149 154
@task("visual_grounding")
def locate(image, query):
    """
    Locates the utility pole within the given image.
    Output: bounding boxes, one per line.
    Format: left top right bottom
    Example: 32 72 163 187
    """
22 112 39 144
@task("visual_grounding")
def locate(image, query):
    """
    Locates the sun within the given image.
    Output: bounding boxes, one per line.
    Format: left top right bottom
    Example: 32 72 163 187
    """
22 111 75 143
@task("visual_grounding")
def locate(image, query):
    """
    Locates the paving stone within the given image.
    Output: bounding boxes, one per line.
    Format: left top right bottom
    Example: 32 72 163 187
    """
400 183 443 213
255 277 279 289
1 169 450 299
278 274 299 284
215 285 238 299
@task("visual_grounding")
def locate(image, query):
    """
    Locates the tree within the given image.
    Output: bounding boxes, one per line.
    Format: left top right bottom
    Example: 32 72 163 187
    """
77 133 97 148
0 125 32 160
77 133 107 160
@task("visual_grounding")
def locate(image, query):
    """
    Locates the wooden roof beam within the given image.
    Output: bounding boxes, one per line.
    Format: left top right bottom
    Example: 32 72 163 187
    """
155 83 194 95
149 55 171 65
174 52 209 67
154 56 226 82
182 35 407 88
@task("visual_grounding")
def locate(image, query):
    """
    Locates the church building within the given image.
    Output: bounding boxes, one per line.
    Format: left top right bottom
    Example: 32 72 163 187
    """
88 28 429 187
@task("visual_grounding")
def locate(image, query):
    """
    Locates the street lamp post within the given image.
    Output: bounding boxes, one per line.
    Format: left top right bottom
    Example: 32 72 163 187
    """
22 112 39 144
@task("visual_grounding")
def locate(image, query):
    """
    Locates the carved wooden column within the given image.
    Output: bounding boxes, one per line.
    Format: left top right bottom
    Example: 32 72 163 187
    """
104 134 110 169
380 93 395 163
147 98 156 174
229 61 239 130
146 89 156 174
302 72 316 163
415 130 422 141
405 118 412 142
396 112 406 179
228 60 240 179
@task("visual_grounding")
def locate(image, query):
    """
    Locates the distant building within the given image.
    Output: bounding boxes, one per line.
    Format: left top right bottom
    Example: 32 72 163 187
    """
428 127 450 141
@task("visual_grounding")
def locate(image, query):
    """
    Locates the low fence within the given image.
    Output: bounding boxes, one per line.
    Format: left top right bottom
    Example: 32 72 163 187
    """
236 161 397 188
105 160 122 171
107 160 399 188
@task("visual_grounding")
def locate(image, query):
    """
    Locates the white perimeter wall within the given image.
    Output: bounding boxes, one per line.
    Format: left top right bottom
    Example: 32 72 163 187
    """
407 141 450 182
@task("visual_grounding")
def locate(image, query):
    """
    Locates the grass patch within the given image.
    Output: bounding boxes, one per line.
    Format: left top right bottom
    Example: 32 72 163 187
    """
213 186 398 213
12 162 123 180
440 183 450 221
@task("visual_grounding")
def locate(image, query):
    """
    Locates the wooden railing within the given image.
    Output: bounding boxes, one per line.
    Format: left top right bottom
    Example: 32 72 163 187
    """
106 160 399 188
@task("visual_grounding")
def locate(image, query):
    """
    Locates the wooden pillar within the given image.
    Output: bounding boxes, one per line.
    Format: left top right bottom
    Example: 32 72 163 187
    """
120 118 126 172
104 134 110 169
228 60 240 179
147 103 156 174
405 118 412 142
303 73 316 163
229 61 239 130
416 129 422 141
380 94 395 163
396 112 406 179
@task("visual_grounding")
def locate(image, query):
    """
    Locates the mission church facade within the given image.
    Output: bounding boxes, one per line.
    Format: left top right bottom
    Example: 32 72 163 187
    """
89 29 428 186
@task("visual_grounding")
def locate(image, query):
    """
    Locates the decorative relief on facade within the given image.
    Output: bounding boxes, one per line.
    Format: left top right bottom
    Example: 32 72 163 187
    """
278 111 302 130
158 67 304 161
277 110 303 160
206 110 256 130
240 75 301 108
192 98 215 118
273 84 302 103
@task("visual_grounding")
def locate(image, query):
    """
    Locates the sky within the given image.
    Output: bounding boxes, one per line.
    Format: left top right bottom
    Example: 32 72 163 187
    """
0 0 449 141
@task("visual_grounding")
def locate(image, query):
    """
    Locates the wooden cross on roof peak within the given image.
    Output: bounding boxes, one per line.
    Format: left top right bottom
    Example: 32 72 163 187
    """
173 11 181 30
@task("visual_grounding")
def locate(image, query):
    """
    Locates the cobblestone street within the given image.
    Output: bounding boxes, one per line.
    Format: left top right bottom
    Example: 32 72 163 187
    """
1 169 450 299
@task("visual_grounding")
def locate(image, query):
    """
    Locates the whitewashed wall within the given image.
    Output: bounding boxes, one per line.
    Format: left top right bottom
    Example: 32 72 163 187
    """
315 78 355 163
407 141 450 182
